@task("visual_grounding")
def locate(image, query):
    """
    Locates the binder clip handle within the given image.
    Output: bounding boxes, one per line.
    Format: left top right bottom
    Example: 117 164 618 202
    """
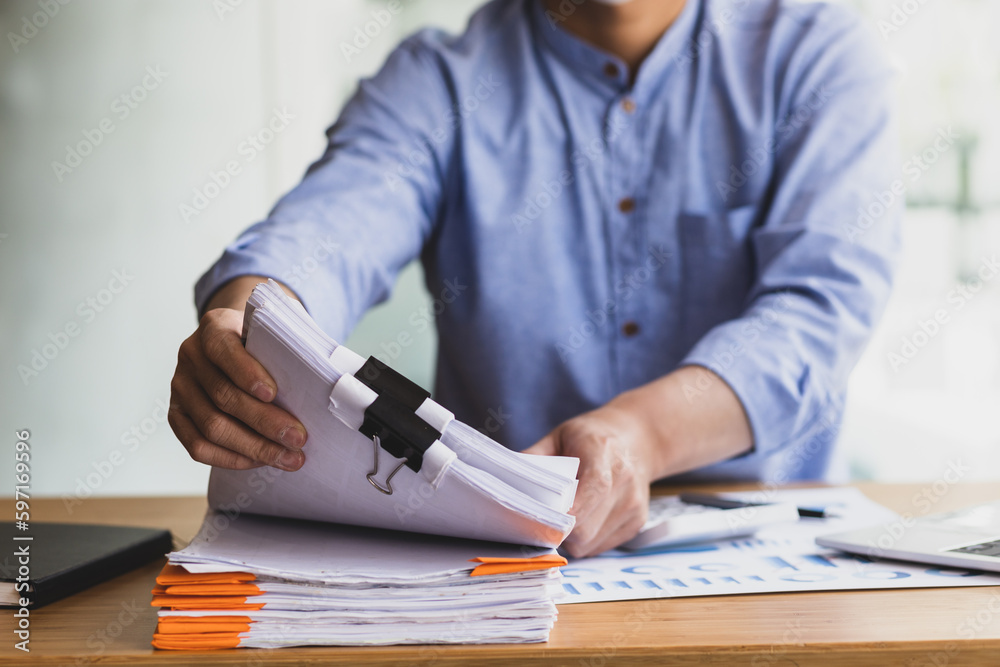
365 435 406 496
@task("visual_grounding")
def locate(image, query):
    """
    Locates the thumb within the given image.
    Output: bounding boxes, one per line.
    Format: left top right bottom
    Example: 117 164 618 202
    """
522 432 559 457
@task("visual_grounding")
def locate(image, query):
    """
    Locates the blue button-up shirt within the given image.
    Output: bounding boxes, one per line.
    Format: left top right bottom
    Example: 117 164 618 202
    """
196 0 900 483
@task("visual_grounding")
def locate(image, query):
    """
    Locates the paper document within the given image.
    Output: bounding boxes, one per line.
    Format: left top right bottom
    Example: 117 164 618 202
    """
208 280 578 548
558 488 1000 604
152 511 567 649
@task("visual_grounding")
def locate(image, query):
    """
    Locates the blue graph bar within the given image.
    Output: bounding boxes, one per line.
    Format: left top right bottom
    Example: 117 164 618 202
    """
803 554 837 568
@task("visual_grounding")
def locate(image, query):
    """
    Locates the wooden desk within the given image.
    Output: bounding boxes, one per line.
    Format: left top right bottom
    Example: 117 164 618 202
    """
2 483 999 666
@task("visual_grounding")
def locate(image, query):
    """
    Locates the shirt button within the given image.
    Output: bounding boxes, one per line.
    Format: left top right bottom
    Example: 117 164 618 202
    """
622 321 640 337
618 197 636 213
602 62 619 78
621 97 636 113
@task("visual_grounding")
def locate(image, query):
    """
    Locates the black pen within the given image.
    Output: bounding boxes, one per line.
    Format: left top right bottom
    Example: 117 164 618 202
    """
678 492 837 519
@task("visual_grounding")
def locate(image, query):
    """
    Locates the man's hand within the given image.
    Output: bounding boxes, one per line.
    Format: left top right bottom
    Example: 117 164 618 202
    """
524 366 754 557
168 277 308 471
524 405 659 557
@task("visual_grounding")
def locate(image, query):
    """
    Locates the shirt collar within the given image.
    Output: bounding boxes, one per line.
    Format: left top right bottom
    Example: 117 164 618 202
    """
529 0 702 102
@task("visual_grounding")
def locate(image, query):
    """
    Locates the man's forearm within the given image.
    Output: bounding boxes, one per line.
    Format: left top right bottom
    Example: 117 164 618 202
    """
607 365 753 481
203 276 300 313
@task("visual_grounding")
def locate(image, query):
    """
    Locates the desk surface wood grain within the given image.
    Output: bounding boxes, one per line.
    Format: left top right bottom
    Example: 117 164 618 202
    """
2 482 998 666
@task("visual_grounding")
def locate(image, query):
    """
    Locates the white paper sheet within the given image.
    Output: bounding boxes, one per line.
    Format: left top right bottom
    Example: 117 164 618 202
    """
172 511 557 585
558 488 1000 604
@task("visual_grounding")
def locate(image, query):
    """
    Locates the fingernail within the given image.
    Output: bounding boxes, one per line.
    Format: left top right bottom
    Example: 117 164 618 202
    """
251 381 275 402
276 449 303 471
280 426 305 448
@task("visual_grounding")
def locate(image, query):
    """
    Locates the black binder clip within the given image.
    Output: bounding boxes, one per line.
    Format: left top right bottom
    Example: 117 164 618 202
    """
355 356 430 411
356 357 440 495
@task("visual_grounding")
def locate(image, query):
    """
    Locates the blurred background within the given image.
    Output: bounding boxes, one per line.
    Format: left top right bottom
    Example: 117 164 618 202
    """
1 0 998 500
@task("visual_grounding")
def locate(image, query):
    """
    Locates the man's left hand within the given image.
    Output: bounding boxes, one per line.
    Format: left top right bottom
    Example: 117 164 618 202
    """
523 403 660 557
523 366 753 558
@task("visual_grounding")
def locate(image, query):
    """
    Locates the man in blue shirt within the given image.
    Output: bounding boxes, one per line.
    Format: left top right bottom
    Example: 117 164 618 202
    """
169 0 900 556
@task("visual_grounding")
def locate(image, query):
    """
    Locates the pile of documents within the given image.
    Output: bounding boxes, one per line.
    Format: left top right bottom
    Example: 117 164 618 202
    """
152 280 578 648
213 279 579 547
151 513 566 649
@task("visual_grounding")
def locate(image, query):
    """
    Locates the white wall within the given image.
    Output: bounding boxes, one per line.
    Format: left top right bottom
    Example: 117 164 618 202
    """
0 0 481 500
838 0 1000 482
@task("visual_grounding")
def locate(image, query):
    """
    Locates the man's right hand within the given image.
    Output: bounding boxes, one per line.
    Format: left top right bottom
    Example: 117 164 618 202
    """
168 278 308 471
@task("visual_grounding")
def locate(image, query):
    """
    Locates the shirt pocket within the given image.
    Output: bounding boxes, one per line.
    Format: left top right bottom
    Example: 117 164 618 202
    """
677 204 758 346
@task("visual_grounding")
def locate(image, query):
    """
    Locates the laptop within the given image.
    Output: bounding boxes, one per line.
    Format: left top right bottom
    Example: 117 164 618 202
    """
816 499 1000 573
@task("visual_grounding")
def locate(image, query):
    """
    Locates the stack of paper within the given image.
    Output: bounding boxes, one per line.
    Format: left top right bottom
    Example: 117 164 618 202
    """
208 280 579 548
152 280 580 649
151 512 567 649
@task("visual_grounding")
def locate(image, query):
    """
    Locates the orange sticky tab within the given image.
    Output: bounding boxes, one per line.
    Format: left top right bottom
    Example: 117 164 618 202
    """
151 595 265 610
152 632 242 650
157 616 253 634
157 615 252 627
156 563 256 586
164 583 261 596
469 553 568 576
471 562 568 576
470 554 567 565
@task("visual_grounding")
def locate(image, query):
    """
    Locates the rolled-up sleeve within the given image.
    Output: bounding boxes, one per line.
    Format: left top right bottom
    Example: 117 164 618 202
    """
194 36 453 342
681 15 902 472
